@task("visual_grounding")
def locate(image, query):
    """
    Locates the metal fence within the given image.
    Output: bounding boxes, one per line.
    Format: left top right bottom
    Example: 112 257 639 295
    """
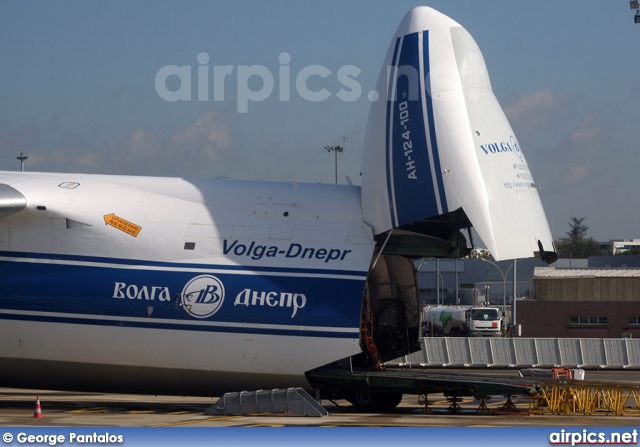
387 337 640 369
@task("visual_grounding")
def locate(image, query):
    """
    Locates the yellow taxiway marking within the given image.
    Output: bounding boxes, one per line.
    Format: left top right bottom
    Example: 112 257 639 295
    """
150 415 245 427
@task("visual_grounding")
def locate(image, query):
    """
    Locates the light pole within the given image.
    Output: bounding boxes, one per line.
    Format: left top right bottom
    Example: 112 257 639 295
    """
418 258 445 306
16 151 28 172
479 258 517 337
511 259 518 337
480 258 508 314
324 137 345 184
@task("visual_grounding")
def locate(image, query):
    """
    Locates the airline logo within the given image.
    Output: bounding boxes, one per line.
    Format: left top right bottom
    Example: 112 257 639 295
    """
223 239 352 263
479 136 523 160
180 275 225 319
111 276 308 319
234 288 306 318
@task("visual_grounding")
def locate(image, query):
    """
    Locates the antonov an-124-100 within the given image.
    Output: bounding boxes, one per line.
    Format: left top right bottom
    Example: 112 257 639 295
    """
0 6 556 411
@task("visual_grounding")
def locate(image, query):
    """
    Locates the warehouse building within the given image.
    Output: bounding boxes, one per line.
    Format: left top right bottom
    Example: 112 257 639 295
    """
519 267 640 338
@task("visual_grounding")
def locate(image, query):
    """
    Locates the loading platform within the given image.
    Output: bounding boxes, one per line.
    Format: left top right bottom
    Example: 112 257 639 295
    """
207 368 542 416
307 367 540 398
307 366 640 416
205 368 640 416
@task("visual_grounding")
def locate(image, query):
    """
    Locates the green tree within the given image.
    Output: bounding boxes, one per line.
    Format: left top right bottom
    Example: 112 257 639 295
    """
466 248 492 259
554 217 603 258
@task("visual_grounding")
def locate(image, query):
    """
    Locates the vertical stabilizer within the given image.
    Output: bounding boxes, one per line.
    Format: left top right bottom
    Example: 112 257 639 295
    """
361 7 556 262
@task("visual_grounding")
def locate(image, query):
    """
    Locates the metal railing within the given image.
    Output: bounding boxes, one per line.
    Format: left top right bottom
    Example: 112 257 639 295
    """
388 337 640 369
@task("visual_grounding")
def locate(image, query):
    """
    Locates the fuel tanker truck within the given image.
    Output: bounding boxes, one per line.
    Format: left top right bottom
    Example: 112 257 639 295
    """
423 306 502 337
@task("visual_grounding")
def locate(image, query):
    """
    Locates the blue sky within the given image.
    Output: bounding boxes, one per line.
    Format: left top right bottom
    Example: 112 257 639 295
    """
1 1 639 242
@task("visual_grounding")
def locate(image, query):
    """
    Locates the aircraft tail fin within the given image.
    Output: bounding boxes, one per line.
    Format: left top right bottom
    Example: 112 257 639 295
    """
361 7 556 263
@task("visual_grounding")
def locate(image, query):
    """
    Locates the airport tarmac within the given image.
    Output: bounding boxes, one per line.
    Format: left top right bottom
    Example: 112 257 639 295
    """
1 370 639 427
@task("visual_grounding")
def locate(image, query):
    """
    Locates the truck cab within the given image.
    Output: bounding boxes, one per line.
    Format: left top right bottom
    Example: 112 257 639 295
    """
467 307 501 337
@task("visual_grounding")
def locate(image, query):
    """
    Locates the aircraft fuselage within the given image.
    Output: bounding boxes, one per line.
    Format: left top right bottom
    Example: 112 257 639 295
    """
0 172 374 395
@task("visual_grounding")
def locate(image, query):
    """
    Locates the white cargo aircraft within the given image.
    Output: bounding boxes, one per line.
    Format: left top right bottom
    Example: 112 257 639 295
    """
0 7 555 409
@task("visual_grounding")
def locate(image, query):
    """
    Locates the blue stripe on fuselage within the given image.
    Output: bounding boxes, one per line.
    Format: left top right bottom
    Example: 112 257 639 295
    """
0 312 356 339
0 250 365 278
0 252 366 338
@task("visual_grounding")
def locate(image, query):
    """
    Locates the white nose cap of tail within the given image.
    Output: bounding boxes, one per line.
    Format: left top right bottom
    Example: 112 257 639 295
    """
396 6 461 36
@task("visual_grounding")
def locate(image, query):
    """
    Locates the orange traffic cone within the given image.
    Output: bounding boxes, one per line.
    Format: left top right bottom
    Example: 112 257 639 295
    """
33 396 42 418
